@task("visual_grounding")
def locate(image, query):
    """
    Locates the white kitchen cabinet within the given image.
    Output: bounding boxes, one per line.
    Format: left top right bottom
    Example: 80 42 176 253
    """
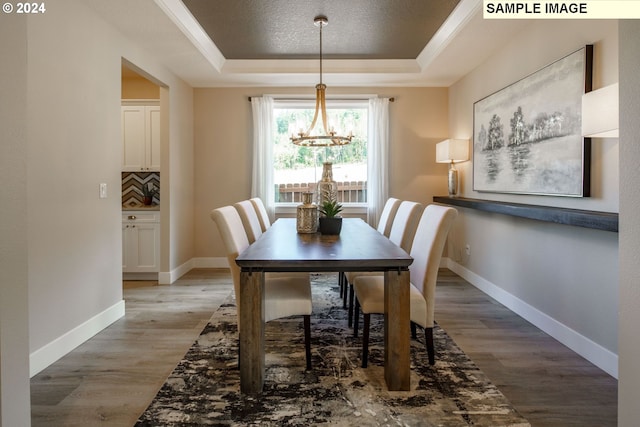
122 211 160 273
121 103 161 172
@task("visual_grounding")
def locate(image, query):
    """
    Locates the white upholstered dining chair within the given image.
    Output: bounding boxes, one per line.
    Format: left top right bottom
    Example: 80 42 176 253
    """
344 200 422 326
234 200 264 243
387 200 423 253
250 197 271 232
237 198 310 280
352 204 458 368
376 197 402 237
339 197 401 301
211 206 313 370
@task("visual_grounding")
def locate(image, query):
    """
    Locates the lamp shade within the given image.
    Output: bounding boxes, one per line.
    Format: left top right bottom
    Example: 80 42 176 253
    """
436 139 469 163
582 83 619 138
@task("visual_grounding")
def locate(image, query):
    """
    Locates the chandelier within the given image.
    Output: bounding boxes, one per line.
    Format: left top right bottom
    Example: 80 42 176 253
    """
290 16 353 147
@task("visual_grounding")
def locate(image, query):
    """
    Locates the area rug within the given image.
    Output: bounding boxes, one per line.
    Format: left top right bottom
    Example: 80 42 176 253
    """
136 274 530 426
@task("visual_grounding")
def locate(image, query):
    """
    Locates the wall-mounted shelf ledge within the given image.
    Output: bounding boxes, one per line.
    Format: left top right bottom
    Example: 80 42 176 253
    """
433 196 618 233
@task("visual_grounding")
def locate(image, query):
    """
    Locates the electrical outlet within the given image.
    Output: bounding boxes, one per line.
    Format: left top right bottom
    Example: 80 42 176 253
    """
465 244 471 256
99 183 108 199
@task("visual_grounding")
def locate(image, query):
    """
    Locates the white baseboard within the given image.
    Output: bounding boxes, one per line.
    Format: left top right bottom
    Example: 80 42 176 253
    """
29 300 125 377
158 257 229 284
158 258 193 285
442 258 618 379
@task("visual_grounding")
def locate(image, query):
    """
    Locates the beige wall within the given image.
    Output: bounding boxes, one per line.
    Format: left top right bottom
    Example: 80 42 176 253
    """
27 0 124 353
193 87 449 259
618 20 640 425
0 3 195 422
164 81 195 275
0 12 31 426
122 73 160 99
448 20 619 375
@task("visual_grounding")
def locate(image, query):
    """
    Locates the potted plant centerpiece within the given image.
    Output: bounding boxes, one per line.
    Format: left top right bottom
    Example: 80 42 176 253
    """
318 199 343 235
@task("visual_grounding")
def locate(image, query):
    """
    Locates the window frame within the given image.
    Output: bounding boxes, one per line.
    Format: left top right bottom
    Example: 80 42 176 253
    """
272 96 370 216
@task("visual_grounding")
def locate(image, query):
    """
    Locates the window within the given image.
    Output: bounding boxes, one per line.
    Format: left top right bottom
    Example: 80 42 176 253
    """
273 100 369 205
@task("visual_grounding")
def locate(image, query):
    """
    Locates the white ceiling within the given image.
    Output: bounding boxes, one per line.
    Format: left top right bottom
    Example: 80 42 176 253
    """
87 0 527 88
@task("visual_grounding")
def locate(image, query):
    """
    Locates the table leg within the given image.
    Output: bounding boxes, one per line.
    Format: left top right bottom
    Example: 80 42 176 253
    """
384 269 411 391
239 270 265 395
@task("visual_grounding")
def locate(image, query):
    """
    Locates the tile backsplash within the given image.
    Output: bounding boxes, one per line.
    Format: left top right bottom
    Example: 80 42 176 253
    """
122 172 160 207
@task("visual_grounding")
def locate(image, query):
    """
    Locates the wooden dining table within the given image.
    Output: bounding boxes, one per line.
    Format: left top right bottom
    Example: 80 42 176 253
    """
235 217 413 395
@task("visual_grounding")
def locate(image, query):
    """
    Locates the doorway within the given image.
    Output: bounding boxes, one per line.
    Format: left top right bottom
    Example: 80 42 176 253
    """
121 60 163 288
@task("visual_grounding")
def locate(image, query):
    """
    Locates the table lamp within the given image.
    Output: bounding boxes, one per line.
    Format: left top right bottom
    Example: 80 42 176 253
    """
582 83 618 138
436 139 469 196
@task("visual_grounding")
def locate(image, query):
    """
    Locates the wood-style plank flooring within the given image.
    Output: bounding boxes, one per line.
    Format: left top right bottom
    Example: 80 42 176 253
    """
435 269 617 427
30 269 617 426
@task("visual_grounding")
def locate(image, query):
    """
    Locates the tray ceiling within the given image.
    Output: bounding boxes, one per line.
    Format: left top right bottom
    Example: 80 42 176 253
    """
182 0 460 60
84 0 526 87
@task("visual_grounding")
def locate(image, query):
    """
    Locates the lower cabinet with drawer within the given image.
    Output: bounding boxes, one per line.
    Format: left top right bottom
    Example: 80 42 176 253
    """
122 211 160 275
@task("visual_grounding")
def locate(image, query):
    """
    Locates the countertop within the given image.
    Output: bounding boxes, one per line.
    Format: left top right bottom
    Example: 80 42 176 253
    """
122 204 160 211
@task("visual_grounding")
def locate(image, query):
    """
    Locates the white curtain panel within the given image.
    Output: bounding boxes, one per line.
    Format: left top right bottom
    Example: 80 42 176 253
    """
250 96 275 220
367 97 390 228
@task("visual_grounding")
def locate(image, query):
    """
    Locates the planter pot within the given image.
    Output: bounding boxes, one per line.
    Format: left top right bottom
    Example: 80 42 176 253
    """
143 196 153 206
319 217 342 235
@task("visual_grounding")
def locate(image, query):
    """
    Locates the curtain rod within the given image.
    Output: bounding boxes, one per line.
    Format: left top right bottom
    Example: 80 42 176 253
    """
247 96 395 102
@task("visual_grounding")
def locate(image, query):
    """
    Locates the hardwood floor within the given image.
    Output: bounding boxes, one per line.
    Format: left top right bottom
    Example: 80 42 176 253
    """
31 269 234 427
30 268 617 426
435 269 617 427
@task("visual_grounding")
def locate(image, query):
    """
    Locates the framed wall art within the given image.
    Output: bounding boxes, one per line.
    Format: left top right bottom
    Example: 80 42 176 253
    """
473 45 593 197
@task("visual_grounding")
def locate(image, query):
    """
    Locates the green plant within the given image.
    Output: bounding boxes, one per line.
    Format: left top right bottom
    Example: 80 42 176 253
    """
142 183 157 198
319 199 343 218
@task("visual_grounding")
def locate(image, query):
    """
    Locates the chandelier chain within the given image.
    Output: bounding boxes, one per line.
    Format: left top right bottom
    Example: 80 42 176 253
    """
290 16 353 147
319 20 323 86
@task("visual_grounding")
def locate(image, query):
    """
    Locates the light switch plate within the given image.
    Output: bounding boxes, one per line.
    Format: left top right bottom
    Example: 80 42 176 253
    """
99 183 108 199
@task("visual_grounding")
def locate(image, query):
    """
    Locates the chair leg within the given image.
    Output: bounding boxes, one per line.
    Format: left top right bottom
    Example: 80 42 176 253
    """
304 315 312 370
411 322 417 339
362 313 370 368
339 272 345 297
425 327 435 365
347 284 354 327
353 299 360 338
342 279 348 309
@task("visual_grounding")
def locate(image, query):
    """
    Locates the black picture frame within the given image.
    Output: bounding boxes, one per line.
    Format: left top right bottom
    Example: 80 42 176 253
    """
473 45 593 197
